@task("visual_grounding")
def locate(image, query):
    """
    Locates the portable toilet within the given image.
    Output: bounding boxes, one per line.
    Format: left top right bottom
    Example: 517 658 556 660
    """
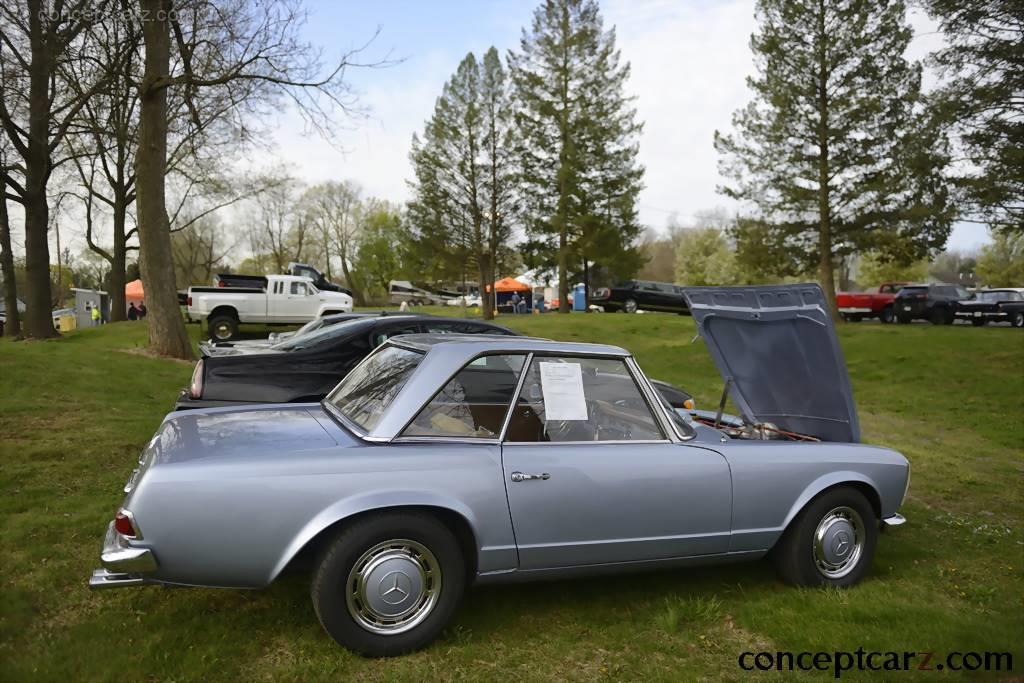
572 283 587 311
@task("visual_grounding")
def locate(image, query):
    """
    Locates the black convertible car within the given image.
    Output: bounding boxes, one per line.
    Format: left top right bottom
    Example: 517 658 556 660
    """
176 314 698 411
177 315 516 410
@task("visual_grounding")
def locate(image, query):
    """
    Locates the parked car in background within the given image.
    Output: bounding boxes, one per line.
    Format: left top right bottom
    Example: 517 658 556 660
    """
835 281 907 323
955 289 1024 327
893 283 970 325
91 285 908 657
187 274 354 341
590 280 689 314
176 315 517 409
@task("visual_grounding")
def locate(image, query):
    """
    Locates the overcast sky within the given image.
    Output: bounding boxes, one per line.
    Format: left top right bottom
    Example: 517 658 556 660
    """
250 0 989 252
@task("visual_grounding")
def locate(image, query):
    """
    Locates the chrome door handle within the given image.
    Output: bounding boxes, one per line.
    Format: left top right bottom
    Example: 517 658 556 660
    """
510 471 550 482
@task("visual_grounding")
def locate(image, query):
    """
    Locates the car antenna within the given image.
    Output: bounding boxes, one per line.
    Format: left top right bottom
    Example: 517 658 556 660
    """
714 378 733 430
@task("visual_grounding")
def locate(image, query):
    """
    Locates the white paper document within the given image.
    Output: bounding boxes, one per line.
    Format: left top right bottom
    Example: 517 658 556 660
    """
539 362 588 421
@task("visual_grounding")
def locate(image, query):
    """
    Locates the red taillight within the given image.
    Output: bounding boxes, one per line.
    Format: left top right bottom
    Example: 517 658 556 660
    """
187 295 192 306
114 510 137 537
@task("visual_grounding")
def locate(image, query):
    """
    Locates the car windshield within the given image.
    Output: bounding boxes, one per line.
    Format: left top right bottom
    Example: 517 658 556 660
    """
325 345 424 432
272 318 366 350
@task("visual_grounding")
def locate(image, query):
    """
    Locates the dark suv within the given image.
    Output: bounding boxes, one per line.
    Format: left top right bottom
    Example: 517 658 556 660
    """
893 283 970 325
590 280 689 314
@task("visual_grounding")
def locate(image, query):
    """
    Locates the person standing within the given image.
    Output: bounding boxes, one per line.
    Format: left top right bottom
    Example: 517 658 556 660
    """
510 291 521 314
90 304 101 326
128 303 139 321
138 302 147 319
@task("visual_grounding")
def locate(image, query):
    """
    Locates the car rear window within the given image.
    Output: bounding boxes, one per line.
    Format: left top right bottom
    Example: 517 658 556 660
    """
325 345 423 432
898 286 927 296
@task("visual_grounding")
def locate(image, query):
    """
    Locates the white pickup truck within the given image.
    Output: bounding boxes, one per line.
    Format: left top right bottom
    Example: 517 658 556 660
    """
186 274 353 341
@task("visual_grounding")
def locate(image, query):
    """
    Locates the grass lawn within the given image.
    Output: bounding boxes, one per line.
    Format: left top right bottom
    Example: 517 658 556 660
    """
1 313 1022 681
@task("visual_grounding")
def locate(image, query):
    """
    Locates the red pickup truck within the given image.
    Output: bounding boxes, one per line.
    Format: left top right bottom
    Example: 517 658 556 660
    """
836 282 909 323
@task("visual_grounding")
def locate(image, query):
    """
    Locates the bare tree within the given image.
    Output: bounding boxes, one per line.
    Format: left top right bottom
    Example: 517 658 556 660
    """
0 148 18 336
135 0 383 358
0 0 128 337
303 180 362 302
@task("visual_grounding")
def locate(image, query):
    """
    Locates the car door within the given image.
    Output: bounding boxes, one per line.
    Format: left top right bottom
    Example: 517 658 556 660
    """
281 281 320 322
500 354 732 570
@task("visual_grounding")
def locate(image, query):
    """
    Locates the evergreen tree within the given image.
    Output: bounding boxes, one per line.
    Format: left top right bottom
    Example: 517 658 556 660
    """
510 0 644 312
715 0 955 318
407 48 516 319
926 0 1023 231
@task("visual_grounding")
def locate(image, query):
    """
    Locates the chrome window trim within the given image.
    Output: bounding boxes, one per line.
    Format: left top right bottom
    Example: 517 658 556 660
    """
392 436 502 446
625 356 696 442
498 352 534 442
394 351 531 443
500 353 673 445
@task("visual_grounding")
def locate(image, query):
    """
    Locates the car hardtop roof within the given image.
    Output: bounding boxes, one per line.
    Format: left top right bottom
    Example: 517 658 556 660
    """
389 333 630 357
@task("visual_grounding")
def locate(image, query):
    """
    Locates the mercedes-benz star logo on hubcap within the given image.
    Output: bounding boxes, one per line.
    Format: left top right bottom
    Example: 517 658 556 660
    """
379 572 411 604
832 532 850 556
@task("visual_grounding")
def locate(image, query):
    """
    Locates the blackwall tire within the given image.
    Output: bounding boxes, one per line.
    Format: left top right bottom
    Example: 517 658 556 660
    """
311 512 466 657
623 299 638 314
772 487 878 588
207 315 238 342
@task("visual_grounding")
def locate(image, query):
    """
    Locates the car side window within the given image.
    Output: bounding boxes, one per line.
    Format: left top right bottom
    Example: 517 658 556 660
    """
505 356 665 443
402 355 527 438
290 282 308 295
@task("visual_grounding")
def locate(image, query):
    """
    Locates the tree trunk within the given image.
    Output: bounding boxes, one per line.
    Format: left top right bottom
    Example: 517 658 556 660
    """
0 175 20 337
478 253 494 320
816 0 840 322
22 2 58 338
108 199 128 321
136 0 192 359
338 244 365 306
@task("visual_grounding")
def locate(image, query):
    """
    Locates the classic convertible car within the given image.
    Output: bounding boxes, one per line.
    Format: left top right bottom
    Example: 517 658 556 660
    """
90 284 909 657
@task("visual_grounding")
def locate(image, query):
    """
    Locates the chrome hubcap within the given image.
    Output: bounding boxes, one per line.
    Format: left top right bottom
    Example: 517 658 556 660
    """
813 506 864 579
625 300 637 313
213 323 231 340
346 539 441 635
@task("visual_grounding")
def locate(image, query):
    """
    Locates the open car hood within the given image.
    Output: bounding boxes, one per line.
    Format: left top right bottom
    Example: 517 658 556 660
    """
682 284 859 442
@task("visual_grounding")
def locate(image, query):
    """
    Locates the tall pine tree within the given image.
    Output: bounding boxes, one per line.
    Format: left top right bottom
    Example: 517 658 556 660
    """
407 48 516 319
510 0 644 312
715 0 954 318
926 0 1023 231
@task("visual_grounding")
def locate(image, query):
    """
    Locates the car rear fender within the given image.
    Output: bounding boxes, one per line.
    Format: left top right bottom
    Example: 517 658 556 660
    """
267 489 482 583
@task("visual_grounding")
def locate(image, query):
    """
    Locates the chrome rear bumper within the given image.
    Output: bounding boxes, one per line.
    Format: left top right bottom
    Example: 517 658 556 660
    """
88 521 157 590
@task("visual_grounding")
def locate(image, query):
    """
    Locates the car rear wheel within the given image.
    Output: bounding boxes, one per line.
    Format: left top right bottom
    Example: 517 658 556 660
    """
311 512 465 657
880 306 895 324
207 314 238 342
772 486 878 587
1013 312 1024 328
623 298 638 314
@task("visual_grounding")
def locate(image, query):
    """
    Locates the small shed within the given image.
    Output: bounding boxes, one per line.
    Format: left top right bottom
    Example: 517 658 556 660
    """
70 287 109 327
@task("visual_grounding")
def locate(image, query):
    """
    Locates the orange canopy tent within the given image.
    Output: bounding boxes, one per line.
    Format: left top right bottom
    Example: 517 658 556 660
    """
488 277 530 293
125 279 145 307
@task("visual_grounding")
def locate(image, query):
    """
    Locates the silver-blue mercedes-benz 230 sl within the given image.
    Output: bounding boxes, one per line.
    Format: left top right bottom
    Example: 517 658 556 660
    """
90 284 909 656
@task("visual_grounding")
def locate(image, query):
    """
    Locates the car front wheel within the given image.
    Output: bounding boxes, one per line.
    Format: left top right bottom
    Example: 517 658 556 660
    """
772 487 878 587
311 512 465 657
880 306 895 324
1012 312 1024 328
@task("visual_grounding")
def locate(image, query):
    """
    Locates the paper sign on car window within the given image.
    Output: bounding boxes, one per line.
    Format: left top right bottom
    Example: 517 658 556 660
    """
539 362 588 421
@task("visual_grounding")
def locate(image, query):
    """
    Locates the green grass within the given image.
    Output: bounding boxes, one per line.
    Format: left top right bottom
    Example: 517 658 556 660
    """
1 314 1022 681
